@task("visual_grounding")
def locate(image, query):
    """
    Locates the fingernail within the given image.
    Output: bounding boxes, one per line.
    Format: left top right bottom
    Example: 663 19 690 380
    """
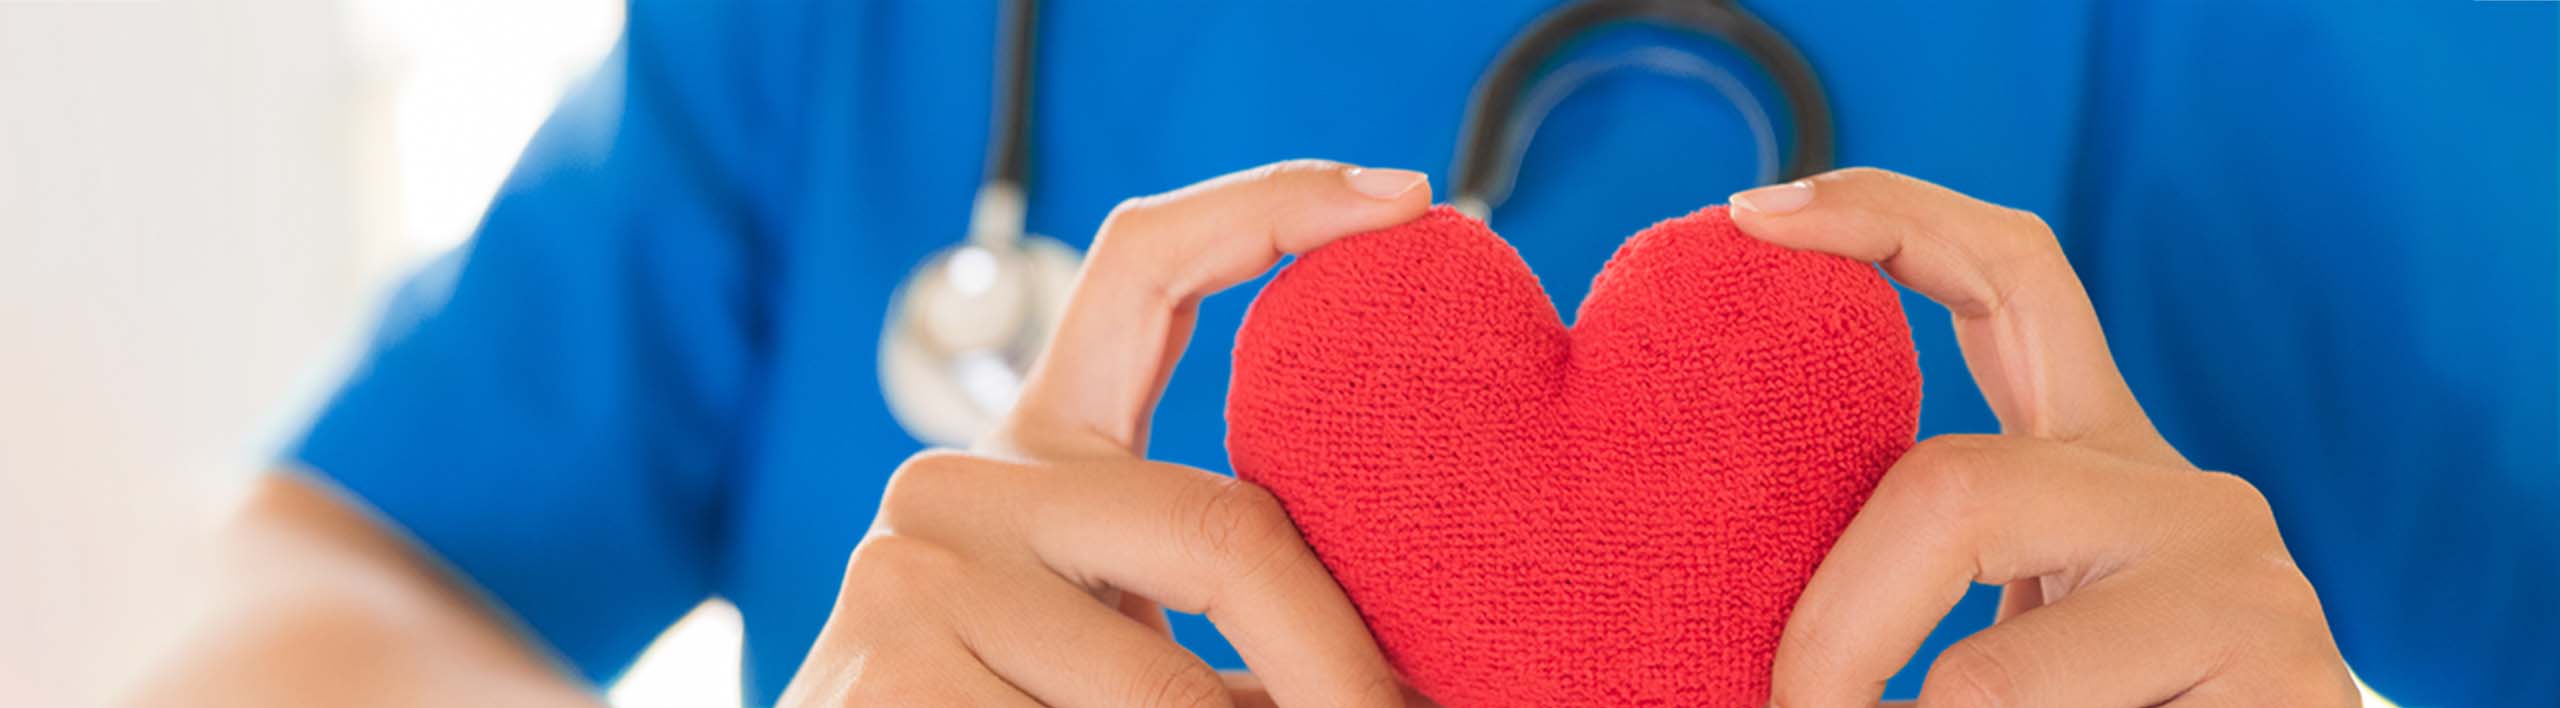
1731 179 1814 215
1345 167 1427 199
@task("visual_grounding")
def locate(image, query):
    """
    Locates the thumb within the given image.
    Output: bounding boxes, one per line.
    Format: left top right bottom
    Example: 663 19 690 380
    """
997 159 1432 458
1728 167 2171 460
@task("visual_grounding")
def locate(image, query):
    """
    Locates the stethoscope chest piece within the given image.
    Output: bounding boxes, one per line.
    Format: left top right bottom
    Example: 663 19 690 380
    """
879 194 1082 447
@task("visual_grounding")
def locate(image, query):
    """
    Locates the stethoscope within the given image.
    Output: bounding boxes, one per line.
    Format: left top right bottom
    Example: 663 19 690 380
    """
881 0 1834 446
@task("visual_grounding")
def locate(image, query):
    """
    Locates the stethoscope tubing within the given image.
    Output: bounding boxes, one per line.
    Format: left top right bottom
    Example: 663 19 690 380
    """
1451 0 1833 211
972 0 1039 250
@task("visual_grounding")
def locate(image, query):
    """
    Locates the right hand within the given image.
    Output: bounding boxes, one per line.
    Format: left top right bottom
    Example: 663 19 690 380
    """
777 160 1439 707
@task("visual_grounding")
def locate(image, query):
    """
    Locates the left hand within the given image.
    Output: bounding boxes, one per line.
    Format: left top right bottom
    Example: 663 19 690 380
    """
777 160 1436 708
1730 168 2358 707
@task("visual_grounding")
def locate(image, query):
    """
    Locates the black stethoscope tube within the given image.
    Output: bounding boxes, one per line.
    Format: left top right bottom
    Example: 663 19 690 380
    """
987 0 1037 194
1453 0 1833 210
982 0 1832 218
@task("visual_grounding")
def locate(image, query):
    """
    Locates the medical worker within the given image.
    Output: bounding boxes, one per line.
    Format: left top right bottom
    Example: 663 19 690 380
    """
133 2 2552 706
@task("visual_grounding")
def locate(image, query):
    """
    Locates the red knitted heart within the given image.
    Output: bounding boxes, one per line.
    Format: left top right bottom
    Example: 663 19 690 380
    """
1227 205 1920 707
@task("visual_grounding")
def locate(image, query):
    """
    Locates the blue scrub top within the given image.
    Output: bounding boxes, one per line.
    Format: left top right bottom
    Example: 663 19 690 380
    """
292 2 2557 705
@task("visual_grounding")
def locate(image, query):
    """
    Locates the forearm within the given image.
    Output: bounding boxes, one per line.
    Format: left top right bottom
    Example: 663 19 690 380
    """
124 474 595 708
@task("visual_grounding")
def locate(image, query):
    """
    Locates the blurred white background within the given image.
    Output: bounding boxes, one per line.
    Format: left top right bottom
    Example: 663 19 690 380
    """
0 1 740 705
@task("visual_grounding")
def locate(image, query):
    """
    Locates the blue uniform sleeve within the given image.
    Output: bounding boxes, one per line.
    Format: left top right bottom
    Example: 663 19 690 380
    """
288 5 796 682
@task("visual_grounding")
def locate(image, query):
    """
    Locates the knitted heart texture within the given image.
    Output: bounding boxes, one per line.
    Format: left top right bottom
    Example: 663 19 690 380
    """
1227 205 1922 706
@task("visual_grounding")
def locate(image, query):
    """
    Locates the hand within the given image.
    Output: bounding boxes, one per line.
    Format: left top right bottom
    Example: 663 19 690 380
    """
778 160 1437 707
1731 169 2357 707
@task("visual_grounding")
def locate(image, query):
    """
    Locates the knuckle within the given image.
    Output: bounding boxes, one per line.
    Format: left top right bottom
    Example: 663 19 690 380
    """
1921 637 2024 708
1191 477 1305 581
1995 206 2065 258
878 450 991 531
1233 160 1340 222
1820 166 1938 202
1823 165 1899 184
1128 653 1228 708
1238 158 1339 188
1998 205 2054 238
2174 472 2295 576
840 535 964 602
1101 195 1169 236
1967 204 2065 283
2192 470 2278 523
1093 190 1212 274
2182 471 2309 585
1990 206 2065 257
883 450 970 502
1883 435 2002 528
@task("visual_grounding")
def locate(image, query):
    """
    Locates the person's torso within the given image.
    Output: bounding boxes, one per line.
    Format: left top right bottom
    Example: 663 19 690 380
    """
664 3 2554 703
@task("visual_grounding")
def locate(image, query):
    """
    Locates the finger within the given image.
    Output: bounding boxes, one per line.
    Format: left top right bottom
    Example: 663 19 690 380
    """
2157 668 2360 708
1001 159 1432 457
2159 596 2361 708
1222 671 1441 708
1020 459 1404 708
818 543 1043 707
953 567 1233 708
788 599 1042 707
1934 568 2355 708
915 661 1046 707
1727 168 2168 458
1770 435 2192 707
867 643 1048 708
1915 572 2227 707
